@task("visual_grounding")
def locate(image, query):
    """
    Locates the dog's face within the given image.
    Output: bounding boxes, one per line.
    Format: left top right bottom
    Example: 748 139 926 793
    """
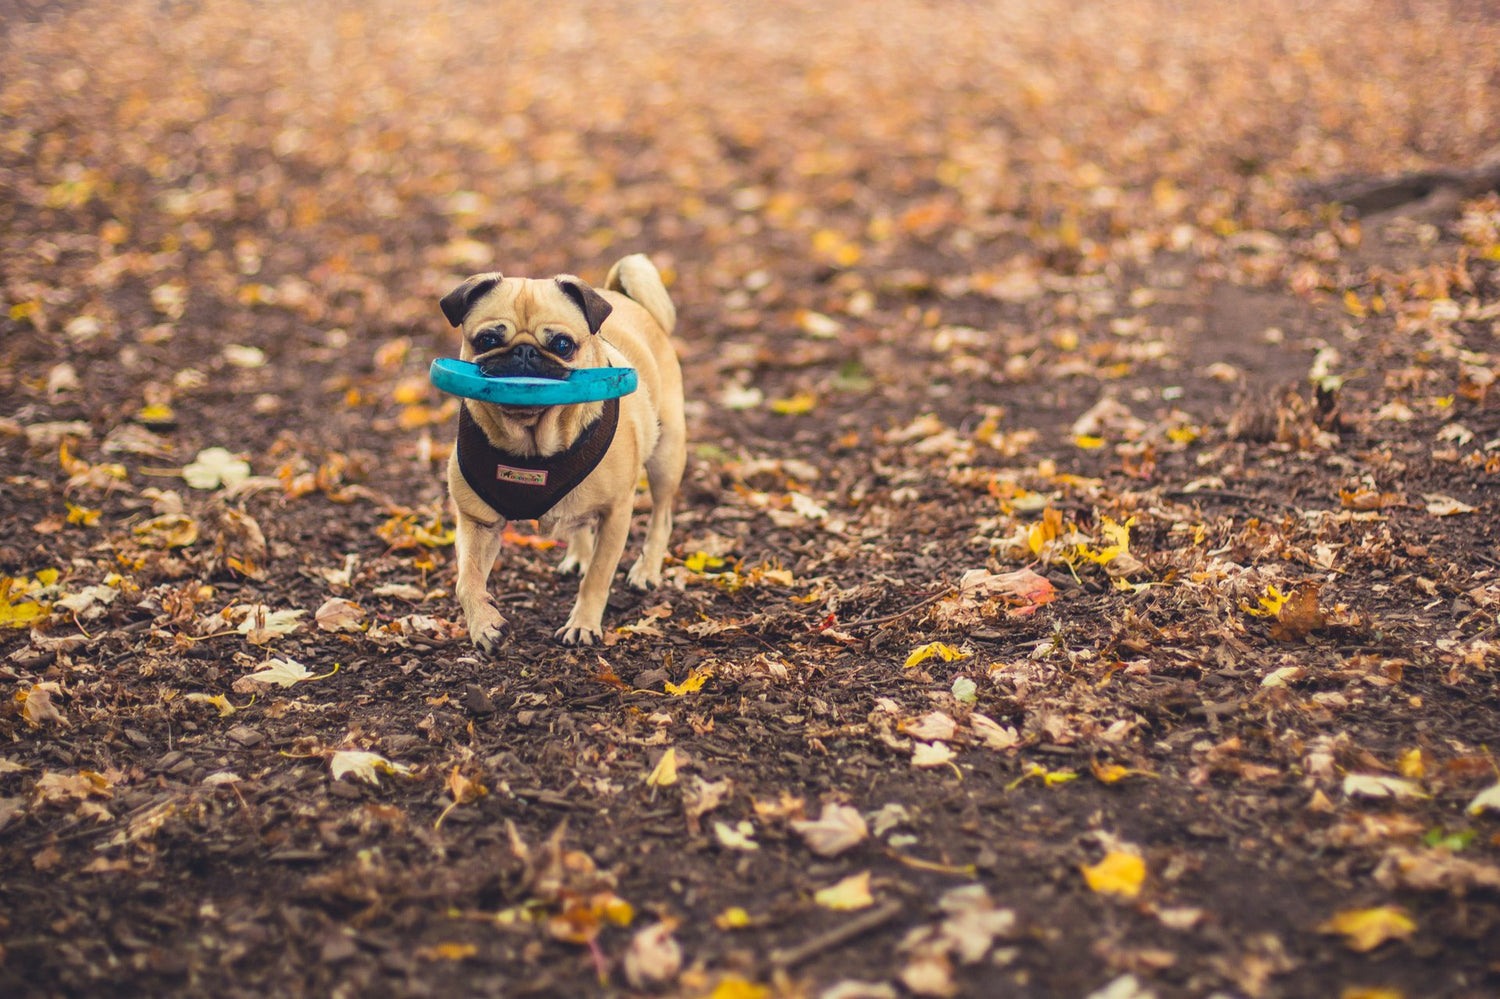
441 272 614 381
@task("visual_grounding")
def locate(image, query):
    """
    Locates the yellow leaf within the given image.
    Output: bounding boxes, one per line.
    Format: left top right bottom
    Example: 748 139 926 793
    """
1080 851 1146 898
184 693 236 717
1341 989 1404 999
1343 289 1367 317
415 942 477 961
1319 906 1416 952
602 895 634 927
1074 435 1105 449
708 976 770 999
1006 762 1077 790
769 391 817 416
1397 748 1426 779
9 300 40 321
665 668 711 696
714 906 752 930
0 577 49 629
65 503 101 527
646 747 679 787
812 229 862 267
136 403 175 425
814 870 874 911
133 513 199 548
1242 585 1288 618
904 642 968 669
683 552 728 573
1090 760 1152 784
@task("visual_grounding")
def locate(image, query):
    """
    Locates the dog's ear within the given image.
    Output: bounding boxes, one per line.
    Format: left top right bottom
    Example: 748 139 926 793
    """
440 273 502 328
554 275 614 336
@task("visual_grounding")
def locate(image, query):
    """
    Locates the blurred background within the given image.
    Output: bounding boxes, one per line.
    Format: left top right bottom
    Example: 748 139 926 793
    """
2 0 1498 454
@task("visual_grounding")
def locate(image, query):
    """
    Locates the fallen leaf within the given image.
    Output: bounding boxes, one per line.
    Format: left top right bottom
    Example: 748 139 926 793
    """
664 667 711 696
1081 851 1146 898
814 870 875 911
414 942 477 961
819 982 900 999
900 711 957 742
714 906 752 930
707 976 770 999
1318 905 1416 952
182 447 251 490
314 597 365 632
624 920 682 987
714 820 759 851
1424 493 1476 516
133 513 199 548
1270 582 1325 641
912 741 957 769
969 713 1020 751
1090 761 1153 784
950 677 978 703
646 747 679 787
904 642 968 669
1466 782 1500 815
245 657 317 688
1085 974 1157 999
790 802 869 857
236 605 306 644
329 750 412 785
184 693 236 717
19 685 66 727
1342 774 1427 801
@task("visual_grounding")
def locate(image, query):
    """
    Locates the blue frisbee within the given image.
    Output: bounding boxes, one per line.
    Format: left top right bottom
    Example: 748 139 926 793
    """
429 358 638 405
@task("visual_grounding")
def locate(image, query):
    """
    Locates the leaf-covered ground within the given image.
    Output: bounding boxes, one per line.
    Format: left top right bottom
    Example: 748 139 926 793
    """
3 2 1500 997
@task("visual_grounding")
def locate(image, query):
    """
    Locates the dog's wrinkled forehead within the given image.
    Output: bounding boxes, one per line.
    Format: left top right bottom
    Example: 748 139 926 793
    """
441 274 613 336
465 282 578 332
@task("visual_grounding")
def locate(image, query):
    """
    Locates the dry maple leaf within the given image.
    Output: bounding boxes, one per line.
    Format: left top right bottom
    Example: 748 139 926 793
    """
1269 582 1325 641
790 802 868 857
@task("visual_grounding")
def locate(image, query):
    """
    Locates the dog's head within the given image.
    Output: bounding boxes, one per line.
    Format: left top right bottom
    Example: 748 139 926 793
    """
441 272 614 381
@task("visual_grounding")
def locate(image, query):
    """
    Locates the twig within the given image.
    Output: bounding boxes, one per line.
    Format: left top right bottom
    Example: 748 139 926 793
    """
841 590 953 630
768 900 903 969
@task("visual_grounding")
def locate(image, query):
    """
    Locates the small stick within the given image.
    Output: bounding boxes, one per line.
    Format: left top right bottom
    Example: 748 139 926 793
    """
841 590 953 630
768 900 903 969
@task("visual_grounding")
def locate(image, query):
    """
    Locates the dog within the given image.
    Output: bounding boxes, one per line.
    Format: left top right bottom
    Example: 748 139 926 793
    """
439 254 685 649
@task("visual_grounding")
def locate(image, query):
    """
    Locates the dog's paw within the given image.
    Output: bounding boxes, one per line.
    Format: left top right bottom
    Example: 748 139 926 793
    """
555 623 603 647
467 607 509 653
626 558 661 591
556 552 587 577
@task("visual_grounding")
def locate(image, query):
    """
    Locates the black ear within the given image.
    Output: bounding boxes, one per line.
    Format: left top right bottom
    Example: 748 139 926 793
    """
554 275 614 336
440 273 501 328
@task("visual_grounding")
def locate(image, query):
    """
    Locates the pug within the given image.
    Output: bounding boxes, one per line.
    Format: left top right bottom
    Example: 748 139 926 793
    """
439 254 685 648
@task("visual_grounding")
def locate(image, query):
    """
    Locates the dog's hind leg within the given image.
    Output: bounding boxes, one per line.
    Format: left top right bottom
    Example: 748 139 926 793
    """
556 521 596 577
627 412 684 591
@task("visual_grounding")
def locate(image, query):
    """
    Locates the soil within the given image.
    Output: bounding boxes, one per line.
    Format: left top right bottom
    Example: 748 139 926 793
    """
2 2 1500 998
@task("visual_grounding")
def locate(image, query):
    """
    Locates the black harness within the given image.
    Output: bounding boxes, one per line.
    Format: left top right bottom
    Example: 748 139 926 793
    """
455 400 619 522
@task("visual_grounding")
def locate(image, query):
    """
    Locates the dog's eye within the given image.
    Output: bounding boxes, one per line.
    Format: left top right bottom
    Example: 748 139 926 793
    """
547 334 576 358
473 329 505 353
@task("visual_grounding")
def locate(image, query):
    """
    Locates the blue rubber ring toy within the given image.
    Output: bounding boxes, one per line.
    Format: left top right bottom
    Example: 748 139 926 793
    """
429 358 638 405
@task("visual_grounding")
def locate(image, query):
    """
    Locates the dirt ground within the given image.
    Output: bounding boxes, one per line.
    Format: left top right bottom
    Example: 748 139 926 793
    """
3 2 1500 997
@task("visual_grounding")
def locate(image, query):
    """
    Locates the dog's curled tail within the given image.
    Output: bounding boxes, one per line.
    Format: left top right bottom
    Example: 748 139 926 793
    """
604 254 676 335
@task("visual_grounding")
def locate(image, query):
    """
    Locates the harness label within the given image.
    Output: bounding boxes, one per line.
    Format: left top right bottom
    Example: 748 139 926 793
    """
495 465 548 486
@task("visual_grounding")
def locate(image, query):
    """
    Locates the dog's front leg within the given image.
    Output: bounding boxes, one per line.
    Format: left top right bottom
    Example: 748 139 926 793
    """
454 510 508 652
555 503 631 647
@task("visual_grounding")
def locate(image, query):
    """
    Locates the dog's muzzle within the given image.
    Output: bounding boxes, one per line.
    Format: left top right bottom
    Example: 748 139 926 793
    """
478 343 571 380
